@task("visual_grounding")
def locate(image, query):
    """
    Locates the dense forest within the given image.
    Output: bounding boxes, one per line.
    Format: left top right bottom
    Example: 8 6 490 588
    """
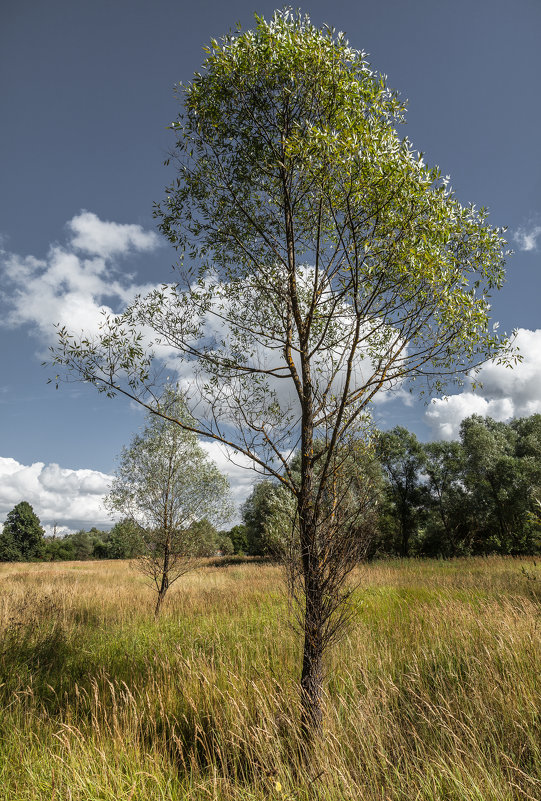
2 414 540 563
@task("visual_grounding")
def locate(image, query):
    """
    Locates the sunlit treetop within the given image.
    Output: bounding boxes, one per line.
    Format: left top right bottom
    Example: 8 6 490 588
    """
53 8 515 485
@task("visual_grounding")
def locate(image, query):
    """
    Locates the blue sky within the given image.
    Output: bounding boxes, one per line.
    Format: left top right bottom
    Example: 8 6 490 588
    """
1 0 540 532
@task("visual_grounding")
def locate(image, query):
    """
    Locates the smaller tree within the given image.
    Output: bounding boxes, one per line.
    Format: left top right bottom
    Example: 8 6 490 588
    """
106 387 232 615
0 501 45 562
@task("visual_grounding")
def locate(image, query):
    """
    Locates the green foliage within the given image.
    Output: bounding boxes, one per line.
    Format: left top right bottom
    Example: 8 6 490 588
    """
242 481 287 555
69 530 95 560
459 414 541 554
227 524 248 555
0 526 21 562
421 440 470 557
258 481 298 556
186 518 220 557
43 527 112 561
0 501 45 561
217 533 234 556
43 535 75 561
107 518 145 559
376 428 427 557
374 415 541 558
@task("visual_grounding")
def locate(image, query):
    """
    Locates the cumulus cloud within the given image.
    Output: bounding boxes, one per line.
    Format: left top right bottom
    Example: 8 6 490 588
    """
67 210 160 257
426 328 541 439
0 211 160 345
0 456 113 529
514 223 541 252
200 440 261 512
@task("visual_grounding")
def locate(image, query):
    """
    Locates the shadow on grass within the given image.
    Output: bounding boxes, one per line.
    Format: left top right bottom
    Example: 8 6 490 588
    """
204 555 274 568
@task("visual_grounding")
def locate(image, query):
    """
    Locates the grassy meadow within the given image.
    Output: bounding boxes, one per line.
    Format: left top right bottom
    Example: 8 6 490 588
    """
0 556 539 800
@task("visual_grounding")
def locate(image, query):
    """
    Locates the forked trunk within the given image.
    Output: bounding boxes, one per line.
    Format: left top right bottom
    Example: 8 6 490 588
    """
154 584 167 617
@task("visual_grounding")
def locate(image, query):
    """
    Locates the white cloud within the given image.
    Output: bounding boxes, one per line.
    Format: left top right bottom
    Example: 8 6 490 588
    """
426 328 541 439
67 210 160 257
0 211 160 345
0 456 113 528
425 394 514 440
514 223 541 252
200 440 260 513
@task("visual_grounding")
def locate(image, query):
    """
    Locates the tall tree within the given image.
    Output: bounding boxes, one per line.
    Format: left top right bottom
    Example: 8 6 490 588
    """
422 440 470 556
106 388 231 615
52 11 512 738
0 501 45 561
242 480 286 555
460 415 541 554
376 427 427 556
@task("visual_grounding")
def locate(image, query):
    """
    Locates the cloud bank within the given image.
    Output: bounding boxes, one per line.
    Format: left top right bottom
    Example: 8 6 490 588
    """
0 449 257 533
0 447 256 531
0 456 113 531
426 328 541 439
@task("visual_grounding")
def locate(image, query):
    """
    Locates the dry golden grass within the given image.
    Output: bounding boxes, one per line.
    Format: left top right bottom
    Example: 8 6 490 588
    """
0 556 539 800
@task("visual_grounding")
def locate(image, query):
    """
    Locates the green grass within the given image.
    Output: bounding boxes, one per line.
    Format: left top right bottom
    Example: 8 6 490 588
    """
0 557 540 800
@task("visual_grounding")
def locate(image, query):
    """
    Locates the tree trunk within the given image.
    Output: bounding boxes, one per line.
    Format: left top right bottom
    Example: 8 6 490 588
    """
298 508 324 744
401 525 410 557
300 583 324 739
399 513 409 557
154 583 168 617
155 547 170 617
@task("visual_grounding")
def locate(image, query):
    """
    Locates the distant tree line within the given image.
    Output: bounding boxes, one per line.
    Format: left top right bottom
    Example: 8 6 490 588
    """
2 414 540 564
0 510 234 563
